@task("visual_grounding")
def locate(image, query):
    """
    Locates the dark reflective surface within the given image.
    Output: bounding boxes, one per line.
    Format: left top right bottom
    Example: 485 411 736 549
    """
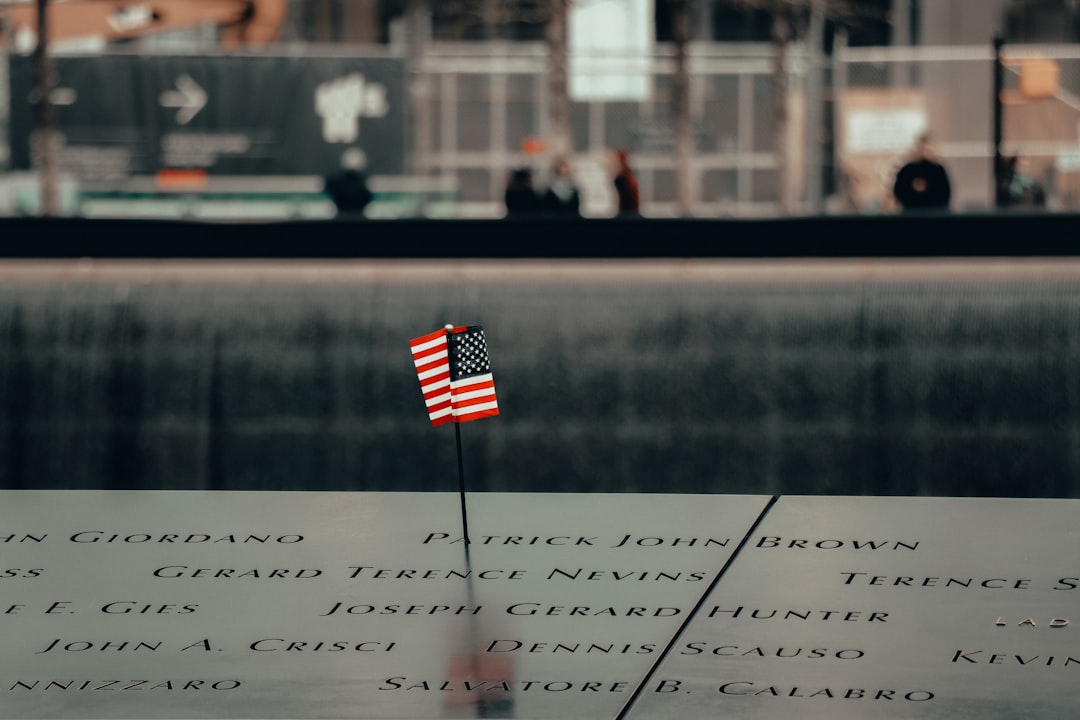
5 257 1080 498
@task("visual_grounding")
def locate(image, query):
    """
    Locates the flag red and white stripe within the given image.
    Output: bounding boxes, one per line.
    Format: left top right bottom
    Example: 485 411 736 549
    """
410 325 499 426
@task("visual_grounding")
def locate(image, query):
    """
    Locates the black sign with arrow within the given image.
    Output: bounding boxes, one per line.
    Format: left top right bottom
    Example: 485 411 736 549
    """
7 54 406 179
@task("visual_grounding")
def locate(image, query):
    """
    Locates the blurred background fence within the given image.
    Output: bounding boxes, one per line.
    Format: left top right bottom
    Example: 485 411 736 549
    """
4 36 1080 218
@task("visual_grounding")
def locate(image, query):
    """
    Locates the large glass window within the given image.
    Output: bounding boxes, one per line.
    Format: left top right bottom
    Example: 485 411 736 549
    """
506 74 540 151
458 74 492 152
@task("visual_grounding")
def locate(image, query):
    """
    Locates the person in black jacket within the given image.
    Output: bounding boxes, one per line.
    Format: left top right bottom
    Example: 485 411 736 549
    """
892 133 951 212
504 167 541 217
323 150 374 218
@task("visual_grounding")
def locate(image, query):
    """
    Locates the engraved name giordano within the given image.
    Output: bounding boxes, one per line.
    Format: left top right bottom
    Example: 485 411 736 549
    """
70 532 304 544
0 533 305 544
654 680 934 702
423 533 731 549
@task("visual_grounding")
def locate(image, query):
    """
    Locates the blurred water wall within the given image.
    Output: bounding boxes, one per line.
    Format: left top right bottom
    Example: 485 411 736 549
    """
3 253 1080 498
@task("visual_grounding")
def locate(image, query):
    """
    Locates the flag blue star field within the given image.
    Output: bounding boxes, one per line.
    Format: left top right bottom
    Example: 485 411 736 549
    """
410 325 500 426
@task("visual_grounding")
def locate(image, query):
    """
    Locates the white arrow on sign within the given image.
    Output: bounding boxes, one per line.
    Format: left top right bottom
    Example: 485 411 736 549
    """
159 74 206 125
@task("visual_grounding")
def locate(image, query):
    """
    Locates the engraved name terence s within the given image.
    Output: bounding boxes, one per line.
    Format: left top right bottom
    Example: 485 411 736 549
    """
422 533 732 549
841 573 1033 589
840 576 1080 590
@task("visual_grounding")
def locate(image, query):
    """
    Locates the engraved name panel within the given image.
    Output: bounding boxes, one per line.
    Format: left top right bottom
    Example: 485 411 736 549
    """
0 490 770 719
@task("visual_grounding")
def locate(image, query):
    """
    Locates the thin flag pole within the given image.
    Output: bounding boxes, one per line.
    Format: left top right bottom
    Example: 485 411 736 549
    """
446 323 472 545
454 421 471 545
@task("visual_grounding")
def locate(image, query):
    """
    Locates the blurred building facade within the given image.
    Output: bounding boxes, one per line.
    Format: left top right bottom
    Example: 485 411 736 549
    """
3 0 1080 216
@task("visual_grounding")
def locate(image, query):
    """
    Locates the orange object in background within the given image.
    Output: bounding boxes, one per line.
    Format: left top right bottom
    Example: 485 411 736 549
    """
156 168 209 190
521 137 547 155
1018 57 1060 100
0 0 286 48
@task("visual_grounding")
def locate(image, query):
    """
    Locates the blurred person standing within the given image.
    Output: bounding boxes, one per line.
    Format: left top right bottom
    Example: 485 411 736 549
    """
996 155 1046 209
540 156 582 217
612 149 640 216
323 148 374 218
892 133 951 212
504 167 541 217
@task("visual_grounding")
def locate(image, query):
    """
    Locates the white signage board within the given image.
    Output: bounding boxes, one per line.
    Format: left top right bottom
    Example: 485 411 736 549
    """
845 108 928 154
569 0 654 102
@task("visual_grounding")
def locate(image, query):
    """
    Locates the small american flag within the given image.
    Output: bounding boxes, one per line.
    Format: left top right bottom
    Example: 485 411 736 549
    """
410 325 500 426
